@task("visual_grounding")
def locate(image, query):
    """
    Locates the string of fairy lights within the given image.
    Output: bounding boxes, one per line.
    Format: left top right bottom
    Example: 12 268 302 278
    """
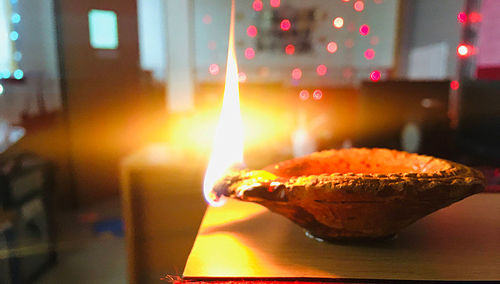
203 0 385 101
0 0 23 96
201 0 480 101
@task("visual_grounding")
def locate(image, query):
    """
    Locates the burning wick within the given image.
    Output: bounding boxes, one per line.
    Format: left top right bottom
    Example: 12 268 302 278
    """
203 0 245 207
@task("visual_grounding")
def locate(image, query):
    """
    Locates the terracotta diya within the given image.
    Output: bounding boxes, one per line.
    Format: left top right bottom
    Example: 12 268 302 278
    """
212 148 485 241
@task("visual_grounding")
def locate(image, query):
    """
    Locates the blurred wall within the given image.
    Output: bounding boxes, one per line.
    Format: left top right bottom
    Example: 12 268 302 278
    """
398 0 465 78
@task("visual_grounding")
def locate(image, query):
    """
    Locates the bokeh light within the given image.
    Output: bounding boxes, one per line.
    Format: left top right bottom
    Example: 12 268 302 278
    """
312 89 323 100
364 48 375 60
344 39 354 48
247 25 258 37
457 44 471 57
285 44 295 55
208 40 216 50
327 41 338 53
202 14 212 24
270 0 280 8
209 63 220 75
316 64 328 76
11 13 21 24
343 68 353 79
252 0 263 11
291 68 302 80
469 12 482 23
280 19 291 31
13 69 23 80
457 12 467 23
450 80 460 90
245 47 255 59
354 0 365 12
333 17 344 28
369 70 381 82
9 31 18 41
0 84 4 96
238 72 247 83
299 90 309 100
359 24 370 36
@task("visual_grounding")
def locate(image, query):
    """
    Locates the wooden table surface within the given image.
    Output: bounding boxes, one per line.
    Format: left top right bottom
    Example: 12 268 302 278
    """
183 193 500 281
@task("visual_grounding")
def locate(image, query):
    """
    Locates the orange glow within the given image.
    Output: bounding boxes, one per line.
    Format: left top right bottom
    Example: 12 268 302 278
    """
204 0 244 207
333 17 344 28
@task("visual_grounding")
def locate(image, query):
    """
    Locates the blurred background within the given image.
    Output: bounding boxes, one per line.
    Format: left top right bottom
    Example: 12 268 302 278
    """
0 0 499 283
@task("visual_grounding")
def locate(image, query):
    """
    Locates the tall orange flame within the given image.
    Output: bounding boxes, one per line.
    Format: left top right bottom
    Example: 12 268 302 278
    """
203 0 244 207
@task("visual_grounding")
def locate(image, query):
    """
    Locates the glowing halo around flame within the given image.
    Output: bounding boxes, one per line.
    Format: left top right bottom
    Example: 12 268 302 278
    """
203 0 244 207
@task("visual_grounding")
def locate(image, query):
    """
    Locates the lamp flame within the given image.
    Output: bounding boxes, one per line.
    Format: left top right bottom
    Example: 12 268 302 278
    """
203 0 244 207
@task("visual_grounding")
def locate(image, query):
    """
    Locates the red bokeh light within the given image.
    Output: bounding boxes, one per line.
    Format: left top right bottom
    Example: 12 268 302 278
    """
333 17 344 28
209 63 219 75
345 39 354 48
270 0 280 8
354 0 365 12
370 70 381 82
252 0 263 11
343 68 353 79
450 80 460 90
202 14 212 24
370 36 379 45
457 44 472 57
247 25 258 37
327 41 338 53
280 19 291 31
347 23 356 32
359 24 370 36
316 64 328 76
291 68 302 80
285 44 295 55
342 0 350 2
469 12 482 23
313 89 323 100
207 40 216 50
364 49 375 60
299 90 309 100
457 12 467 23
245 48 255 60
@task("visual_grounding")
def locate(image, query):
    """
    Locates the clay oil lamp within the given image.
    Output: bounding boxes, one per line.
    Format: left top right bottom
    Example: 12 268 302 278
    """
211 148 485 241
